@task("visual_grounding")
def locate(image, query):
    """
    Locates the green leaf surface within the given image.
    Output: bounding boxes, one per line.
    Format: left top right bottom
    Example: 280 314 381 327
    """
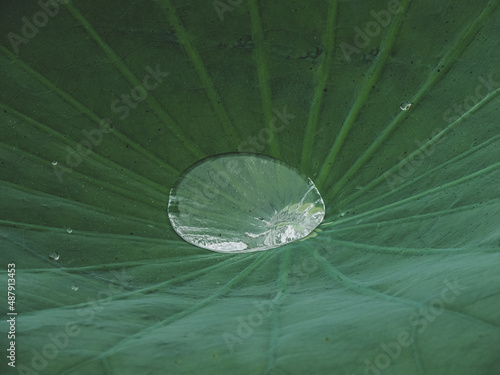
1 0 499 374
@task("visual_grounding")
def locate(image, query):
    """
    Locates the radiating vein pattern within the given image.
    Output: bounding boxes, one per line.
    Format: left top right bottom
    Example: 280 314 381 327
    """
1 0 499 374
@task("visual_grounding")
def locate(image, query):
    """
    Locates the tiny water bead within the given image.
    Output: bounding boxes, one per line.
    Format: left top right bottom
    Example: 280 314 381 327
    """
48 252 59 261
168 154 325 253
66 227 73 234
400 101 412 111
71 284 79 291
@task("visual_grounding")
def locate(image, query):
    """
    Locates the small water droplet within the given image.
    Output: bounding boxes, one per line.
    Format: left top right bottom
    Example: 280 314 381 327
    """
48 252 60 261
71 285 78 291
400 101 412 111
52 161 58 166
66 228 73 234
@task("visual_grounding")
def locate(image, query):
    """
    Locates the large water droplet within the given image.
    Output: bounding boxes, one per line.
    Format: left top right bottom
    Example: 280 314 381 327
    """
168 154 325 253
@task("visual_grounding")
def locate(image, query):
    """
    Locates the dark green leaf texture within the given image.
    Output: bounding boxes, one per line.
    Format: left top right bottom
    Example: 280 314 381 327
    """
1 0 499 374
